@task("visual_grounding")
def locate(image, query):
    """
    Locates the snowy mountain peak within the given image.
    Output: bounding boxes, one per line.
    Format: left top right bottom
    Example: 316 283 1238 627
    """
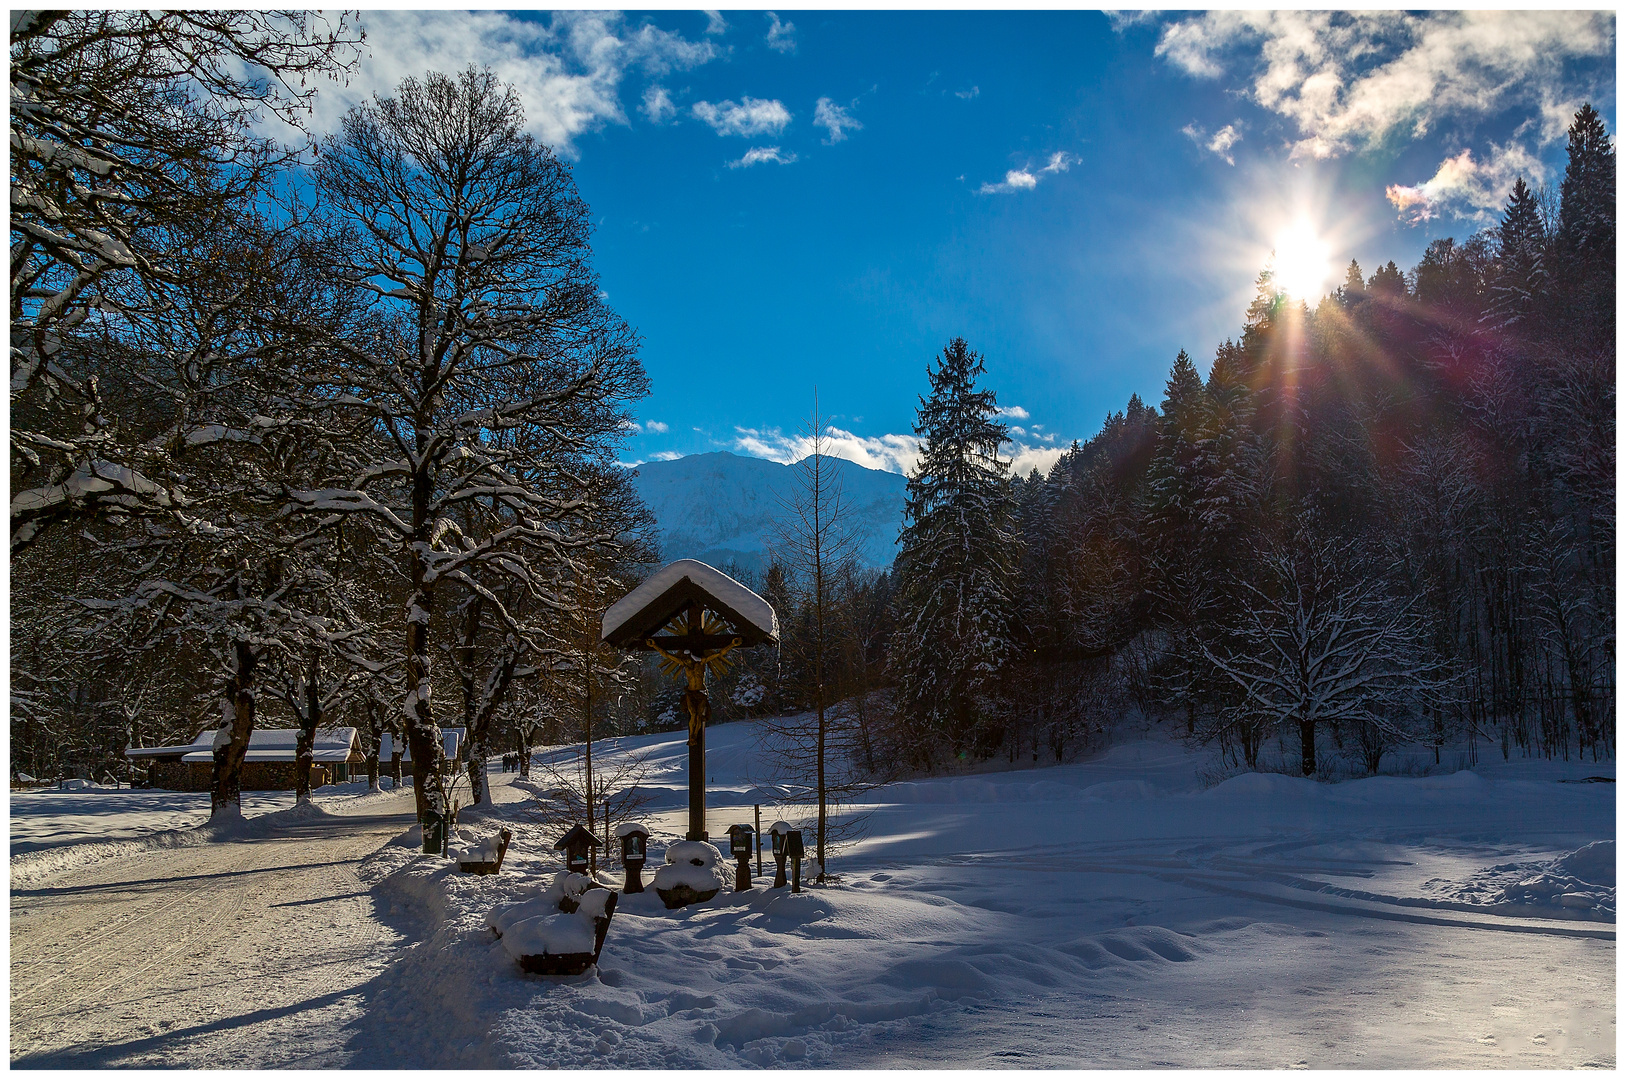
628 451 906 573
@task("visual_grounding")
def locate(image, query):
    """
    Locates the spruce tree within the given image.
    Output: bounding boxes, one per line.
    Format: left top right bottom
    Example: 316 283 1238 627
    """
1487 176 1547 329
890 338 1019 763
1367 260 1407 297
1337 260 1365 308
1556 104 1615 345
1146 350 1206 545
1145 350 1211 732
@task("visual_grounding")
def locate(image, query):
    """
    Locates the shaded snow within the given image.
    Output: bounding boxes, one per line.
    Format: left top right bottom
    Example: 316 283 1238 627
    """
12 720 1616 1069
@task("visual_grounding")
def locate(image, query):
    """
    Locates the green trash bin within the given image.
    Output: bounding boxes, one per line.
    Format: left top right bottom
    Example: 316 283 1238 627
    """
423 810 446 855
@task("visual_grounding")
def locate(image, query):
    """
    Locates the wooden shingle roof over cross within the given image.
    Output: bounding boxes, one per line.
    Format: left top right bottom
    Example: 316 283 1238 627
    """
600 559 779 652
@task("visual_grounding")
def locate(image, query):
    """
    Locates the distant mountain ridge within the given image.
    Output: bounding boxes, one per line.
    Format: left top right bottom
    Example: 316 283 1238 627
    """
628 451 907 573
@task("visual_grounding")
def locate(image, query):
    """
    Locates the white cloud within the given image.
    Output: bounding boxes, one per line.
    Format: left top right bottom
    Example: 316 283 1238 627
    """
692 97 792 137
997 405 1031 420
814 97 862 144
1106 11 1161 34
704 10 728 37
733 424 1069 480
765 12 797 54
1183 121 1242 165
1040 151 1075 175
955 85 980 100
644 420 670 434
734 426 922 475
281 11 717 156
1385 142 1547 224
728 146 798 169
641 85 676 124
979 152 1075 194
1007 444 1067 479
652 450 684 462
1154 11 1613 161
981 169 1037 195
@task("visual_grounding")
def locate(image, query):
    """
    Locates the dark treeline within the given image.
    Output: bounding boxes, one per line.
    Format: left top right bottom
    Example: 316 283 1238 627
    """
879 104 1614 777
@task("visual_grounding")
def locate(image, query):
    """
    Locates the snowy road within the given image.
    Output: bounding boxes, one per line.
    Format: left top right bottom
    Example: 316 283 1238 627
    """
10 795 415 1068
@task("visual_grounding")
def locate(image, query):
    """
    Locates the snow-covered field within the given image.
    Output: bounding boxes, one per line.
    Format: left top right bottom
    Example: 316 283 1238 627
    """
11 720 1616 1068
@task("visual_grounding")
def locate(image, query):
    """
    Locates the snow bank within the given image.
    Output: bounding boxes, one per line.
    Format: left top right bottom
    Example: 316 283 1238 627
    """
347 728 1614 1068
1558 840 1614 887
10 787 400 887
1490 841 1616 918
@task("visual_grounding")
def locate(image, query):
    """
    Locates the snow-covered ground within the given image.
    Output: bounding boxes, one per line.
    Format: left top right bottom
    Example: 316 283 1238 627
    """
10 721 1616 1068
10 789 418 1067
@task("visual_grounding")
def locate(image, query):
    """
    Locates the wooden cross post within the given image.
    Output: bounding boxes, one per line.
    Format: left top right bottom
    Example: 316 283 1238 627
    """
647 604 742 842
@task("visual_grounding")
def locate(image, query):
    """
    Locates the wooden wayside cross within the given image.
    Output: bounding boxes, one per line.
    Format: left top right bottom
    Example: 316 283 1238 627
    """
601 560 778 841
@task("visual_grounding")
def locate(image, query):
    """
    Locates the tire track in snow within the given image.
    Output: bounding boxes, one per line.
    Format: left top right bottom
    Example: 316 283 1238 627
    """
10 838 264 1010
10 805 414 1067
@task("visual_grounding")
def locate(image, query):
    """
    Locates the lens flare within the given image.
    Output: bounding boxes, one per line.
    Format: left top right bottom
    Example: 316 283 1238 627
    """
1270 219 1333 302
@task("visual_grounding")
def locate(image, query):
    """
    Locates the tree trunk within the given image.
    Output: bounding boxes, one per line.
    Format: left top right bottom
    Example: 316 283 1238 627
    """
466 739 488 806
584 658 595 874
516 726 532 778
211 641 258 818
364 697 382 792
404 578 439 823
1299 715 1317 777
295 655 321 805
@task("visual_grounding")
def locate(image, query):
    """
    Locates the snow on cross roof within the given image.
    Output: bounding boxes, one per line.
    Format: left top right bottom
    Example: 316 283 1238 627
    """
601 559 777 649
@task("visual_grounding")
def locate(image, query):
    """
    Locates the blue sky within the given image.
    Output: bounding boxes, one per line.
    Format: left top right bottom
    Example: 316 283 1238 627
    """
305 10 1615 476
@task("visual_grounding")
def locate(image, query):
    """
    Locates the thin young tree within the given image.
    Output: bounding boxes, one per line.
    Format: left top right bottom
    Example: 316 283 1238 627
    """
763 394 865 880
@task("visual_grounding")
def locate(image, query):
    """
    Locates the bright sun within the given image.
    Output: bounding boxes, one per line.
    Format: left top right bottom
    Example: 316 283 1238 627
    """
1270 219 1333 302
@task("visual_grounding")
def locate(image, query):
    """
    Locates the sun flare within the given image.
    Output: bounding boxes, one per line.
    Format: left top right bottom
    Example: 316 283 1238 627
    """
1269 219 1334 302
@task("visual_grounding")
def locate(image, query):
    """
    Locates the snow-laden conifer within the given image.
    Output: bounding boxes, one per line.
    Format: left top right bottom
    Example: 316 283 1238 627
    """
890 339 1019 762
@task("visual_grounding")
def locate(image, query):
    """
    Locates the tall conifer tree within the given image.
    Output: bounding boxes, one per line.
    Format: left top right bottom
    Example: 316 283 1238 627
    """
890 338 1019 762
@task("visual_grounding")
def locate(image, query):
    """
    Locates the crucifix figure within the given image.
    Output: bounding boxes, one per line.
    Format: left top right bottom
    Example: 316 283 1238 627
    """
601 560 778 843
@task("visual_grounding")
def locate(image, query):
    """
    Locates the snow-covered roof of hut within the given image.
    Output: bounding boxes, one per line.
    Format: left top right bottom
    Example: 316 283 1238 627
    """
172 727 362 764
379 728 463 762
124 733 215 759
601 559 778 649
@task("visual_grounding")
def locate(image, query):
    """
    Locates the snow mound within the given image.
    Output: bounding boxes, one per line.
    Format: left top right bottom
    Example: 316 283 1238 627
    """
1493 842 1616 917
1200 772 1319 800
1057 925 1211 969
488 872 615 960
450 837 501 862
1329 770 1488 803
501 909 596 959
880 778 1086 804
651 840 724 893
1558 840 1614 887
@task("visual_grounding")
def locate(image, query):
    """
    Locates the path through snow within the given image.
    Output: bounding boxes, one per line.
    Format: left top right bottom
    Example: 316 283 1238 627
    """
10 793 414 1068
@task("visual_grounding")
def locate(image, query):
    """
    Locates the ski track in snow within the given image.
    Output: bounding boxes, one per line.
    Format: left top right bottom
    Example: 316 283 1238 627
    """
8 726 1616 1068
